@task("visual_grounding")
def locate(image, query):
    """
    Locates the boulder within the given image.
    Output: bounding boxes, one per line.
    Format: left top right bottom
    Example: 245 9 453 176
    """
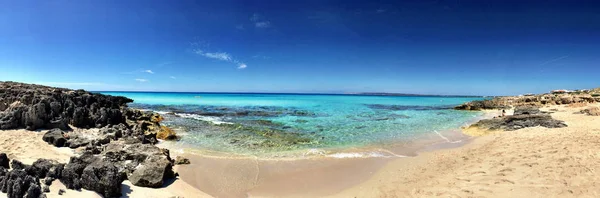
0 169 42 198
26 159 63 179
0 153 9 169
10 160 28 170
156 126 177 140
42 129 68 147
174 156 190 165
60 153 99 189
580 107 600 116
128 155 174 188
80 160 124 198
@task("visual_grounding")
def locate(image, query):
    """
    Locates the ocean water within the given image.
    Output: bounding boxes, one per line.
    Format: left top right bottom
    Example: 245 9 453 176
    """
100 92 483 157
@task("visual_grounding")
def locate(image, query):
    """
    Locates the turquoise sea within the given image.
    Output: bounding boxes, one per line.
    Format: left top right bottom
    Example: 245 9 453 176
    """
100 92 483 157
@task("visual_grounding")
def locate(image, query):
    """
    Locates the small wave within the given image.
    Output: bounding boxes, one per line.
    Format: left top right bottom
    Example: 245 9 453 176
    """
153 110 172 115
176 113 232 125
326 151 407 159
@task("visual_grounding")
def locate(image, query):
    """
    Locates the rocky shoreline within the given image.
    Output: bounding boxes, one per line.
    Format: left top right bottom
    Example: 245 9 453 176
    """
455 88 600 133
0 82 184 198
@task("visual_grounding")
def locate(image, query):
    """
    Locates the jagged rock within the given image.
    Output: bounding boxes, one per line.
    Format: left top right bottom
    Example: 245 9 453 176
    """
42 129 68 147
23 183 42 198
0 169 41 198
58 189 65 195
10 160 28 170
80 160 124 198
66 138 90 149
156 126 177 140
0 153 9 169
60 153 99 189
468 107 567 131
454 98 510 110
26 159 64 179
174 156 190 165
0 81 133 130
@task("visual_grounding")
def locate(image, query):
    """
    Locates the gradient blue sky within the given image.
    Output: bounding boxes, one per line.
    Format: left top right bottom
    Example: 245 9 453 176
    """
1 0 599 96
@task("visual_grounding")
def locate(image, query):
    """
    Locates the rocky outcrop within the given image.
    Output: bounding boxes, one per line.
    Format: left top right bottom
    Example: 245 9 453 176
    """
454 98 510 110
467 107 567 131
0 155 44 198
456 90 600 111
0 82 187 197
0 82 132 130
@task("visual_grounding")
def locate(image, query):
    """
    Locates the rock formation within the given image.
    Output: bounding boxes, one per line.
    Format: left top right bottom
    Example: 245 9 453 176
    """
0 82 182 198
455 90 600 110
467 106 567 131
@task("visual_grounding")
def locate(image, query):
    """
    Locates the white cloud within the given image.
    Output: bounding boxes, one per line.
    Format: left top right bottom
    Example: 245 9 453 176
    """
194 46 249 69
170 76 176 79
202 52 232 61
135 79 148 82
144 70 154 74
255 21 271 28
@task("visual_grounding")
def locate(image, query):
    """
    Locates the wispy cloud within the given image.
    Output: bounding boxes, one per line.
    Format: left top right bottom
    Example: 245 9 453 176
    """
143 70 154 74
539 55 569 66
250 13 271 28
201 52 232 61
194 46 249 69
135 79 148 82
170 76 176 79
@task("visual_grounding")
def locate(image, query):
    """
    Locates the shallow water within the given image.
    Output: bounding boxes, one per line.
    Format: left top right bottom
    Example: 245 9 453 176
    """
100 92 483 157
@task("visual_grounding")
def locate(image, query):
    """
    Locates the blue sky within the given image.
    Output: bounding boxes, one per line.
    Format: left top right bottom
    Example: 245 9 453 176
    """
0 0 599 96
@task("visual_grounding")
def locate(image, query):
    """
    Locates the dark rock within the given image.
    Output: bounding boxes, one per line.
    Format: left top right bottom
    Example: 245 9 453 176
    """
58 189 65 195
454 99 510 110
468 107 567 131
42 129 68 147
23 183 42 198
80 160 124 198
0 153 9 169
174 156 190 165
367 104 453 111
66 138 90 149
0 169 41 198
27 159 63 179
0 81 132 130
60 153 99 189
10 160 28 170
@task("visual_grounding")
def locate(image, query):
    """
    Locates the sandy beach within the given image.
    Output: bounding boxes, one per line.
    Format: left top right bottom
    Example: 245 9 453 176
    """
2 102 599 198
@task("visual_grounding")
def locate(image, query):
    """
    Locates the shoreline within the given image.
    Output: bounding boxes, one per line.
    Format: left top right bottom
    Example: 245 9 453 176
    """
162 109 496 197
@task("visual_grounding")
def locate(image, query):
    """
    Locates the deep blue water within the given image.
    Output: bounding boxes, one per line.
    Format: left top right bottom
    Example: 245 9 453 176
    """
100 92 482 156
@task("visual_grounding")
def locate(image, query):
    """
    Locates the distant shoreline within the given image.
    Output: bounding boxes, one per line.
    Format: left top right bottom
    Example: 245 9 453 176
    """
95 90 485 98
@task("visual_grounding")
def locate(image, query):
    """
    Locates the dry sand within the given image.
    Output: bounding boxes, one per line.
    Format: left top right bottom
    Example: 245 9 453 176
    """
330 103 600 197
